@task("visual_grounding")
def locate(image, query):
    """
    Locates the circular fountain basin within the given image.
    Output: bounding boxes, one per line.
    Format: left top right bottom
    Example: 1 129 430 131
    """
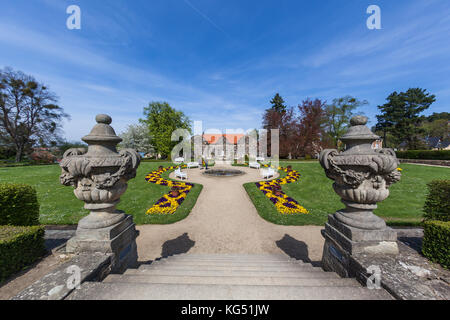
203 168 246 177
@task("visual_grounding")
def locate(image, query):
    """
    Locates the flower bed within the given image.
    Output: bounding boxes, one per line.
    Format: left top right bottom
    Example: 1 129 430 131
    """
145 165 195 214
255 166 309 215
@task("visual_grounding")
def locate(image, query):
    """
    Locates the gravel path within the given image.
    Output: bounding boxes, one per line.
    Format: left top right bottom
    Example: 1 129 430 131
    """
137 165 324 264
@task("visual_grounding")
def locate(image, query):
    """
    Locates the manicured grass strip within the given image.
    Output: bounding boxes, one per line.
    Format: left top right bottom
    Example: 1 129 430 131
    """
377 164 450 225
246 162 449 226
0 161 447 226
245 165 334 225
0 162 202 225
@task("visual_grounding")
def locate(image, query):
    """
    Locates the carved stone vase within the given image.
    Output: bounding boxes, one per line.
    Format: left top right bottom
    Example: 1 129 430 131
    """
60 114 141 272
319 116 401 277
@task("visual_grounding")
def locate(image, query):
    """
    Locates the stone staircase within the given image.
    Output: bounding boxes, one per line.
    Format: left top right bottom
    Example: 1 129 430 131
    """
67 254 393 300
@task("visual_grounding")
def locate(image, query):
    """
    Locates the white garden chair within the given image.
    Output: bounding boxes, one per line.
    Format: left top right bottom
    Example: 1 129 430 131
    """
175 168 187 180
174 157 184 164
187 162 199 168
249 162 261 169
261 168 275 179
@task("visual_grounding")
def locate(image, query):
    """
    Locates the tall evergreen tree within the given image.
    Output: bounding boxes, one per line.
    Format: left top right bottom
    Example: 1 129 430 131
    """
262 93 291 157
269 93 287 113
375 88 436 149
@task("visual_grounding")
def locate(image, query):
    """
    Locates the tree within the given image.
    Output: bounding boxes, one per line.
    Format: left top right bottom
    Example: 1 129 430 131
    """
262 94 295 158
263 93 288 131
140 101 191 159
0 67 68 162
119 123 153 154
297 99 327 157
426 112 450 122
375 88 436 149
269 93 287 113
421 112 449 142
422 119 449 141
324 96 368 148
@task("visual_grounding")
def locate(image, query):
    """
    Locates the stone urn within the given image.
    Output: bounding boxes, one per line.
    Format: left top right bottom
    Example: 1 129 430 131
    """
319 116 401 277
60 114 141 272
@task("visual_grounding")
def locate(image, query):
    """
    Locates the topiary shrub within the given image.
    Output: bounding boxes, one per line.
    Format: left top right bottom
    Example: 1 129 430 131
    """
395 150 450 160
422 220 450 269
423 180 450 222
0 225 46 283
0 183 40 226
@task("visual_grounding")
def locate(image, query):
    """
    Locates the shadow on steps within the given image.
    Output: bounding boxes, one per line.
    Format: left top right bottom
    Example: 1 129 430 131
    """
276 234 322 267
139 233 196 265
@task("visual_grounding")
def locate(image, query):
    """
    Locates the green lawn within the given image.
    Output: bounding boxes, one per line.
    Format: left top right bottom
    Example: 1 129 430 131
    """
245 162 450 226
1 161 448 226
0 162 202 225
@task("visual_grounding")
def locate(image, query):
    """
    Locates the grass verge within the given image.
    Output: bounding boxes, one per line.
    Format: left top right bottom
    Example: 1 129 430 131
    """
245 162 449 226
0 162 202 225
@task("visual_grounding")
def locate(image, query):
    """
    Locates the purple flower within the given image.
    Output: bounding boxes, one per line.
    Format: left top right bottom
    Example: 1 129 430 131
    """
155 197 166 205
159 203 171 208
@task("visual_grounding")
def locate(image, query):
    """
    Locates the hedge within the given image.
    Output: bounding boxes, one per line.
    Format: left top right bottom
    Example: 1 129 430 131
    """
395 150 450 160
0 183 40 226
422 220 450 269
0 225 46 283
423 180 450 222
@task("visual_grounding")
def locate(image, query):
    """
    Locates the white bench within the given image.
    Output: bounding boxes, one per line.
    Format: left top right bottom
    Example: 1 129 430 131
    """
174 157 184 164
175 168 187 180
249 162 260 169
187 162 199 168
261 168 275 179
256 157 265 162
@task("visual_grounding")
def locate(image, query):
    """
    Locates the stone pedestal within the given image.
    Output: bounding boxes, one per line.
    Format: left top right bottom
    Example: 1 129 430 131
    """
319 116 402 278
66 215 139 273
60 114 141 274
322 214 398 278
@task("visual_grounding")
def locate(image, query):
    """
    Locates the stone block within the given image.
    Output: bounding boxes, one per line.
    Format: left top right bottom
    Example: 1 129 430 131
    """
66 215 138 273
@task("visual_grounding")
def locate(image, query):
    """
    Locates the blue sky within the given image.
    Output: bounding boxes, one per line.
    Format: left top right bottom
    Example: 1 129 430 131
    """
0 0 449 141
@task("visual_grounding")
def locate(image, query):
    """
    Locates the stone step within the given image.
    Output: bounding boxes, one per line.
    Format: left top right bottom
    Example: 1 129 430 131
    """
68 282 393 300
163 254 292 262
104 274 361 287
141 263 320 273
125 268 340 279
153 258 309 266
